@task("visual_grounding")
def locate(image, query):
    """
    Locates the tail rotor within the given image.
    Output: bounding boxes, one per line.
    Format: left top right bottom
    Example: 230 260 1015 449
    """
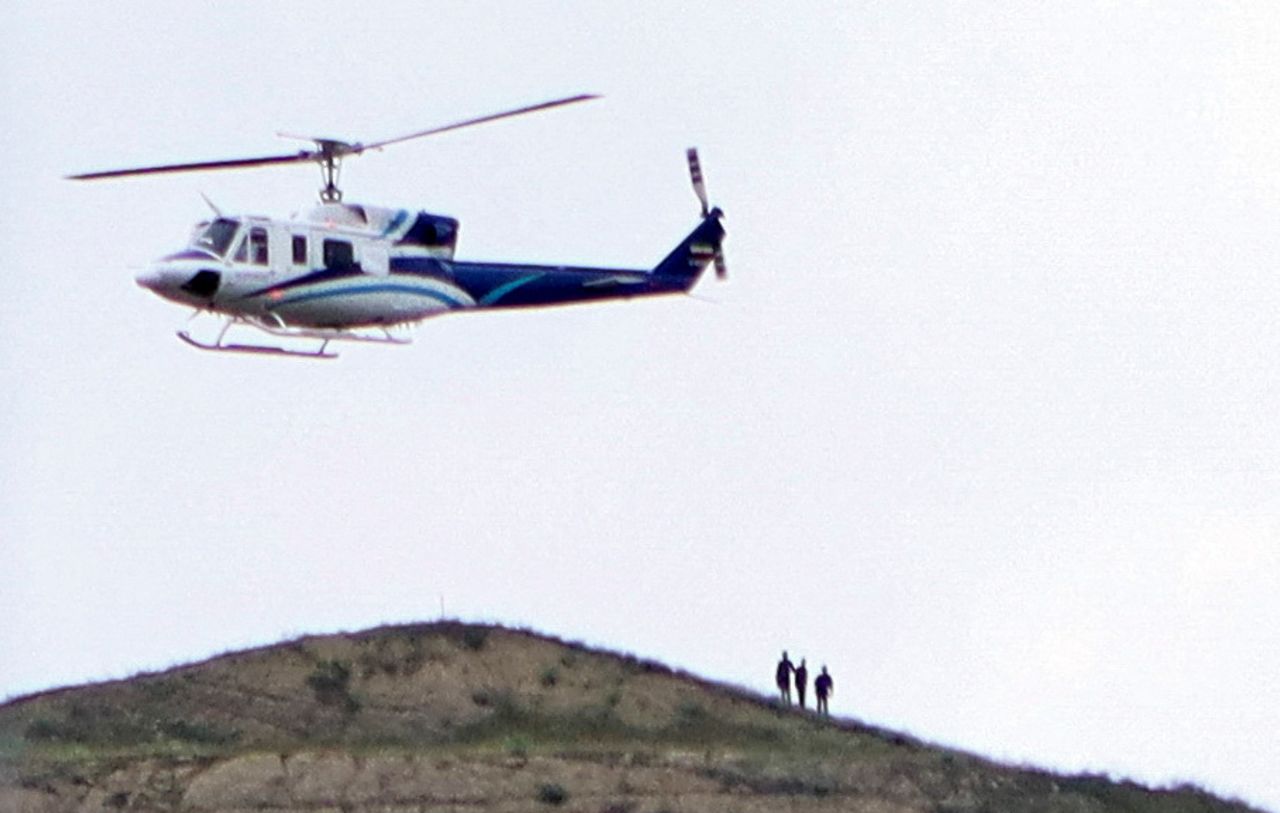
687 147 710 217
686 148 727 279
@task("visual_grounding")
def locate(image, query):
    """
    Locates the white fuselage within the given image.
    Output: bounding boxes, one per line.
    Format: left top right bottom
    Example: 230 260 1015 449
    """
137 203 471 328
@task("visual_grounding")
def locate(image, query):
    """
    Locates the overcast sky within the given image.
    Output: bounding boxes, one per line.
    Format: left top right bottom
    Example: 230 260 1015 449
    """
4 2 1280 809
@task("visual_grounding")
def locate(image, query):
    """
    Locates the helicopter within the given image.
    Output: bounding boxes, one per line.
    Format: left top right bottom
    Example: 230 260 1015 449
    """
69 94 727 358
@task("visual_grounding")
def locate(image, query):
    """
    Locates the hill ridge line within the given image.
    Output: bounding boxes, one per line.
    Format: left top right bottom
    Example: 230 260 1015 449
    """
0 620 1264 813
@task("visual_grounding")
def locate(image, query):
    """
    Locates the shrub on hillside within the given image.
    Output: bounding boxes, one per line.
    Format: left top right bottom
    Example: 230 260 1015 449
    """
306 660 360 713
536 783 569 805
461 628 489 651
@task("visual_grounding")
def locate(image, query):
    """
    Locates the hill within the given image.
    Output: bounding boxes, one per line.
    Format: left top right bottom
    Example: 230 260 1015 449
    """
0 622 1263 812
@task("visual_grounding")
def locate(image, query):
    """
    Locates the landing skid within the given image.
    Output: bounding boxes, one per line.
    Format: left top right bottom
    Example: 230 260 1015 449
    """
176 315 414 359
177 330 338 359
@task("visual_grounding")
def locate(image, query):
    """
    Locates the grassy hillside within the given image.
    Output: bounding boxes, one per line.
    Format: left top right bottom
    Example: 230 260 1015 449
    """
0 622 1263 812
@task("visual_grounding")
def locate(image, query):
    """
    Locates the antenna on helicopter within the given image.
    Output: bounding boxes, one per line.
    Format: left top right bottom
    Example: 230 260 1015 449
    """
198 192 223 217
686 148 727 280
67 93 600 203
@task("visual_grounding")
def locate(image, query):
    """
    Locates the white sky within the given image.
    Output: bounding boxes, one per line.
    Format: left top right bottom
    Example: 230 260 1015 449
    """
3 2 1279 809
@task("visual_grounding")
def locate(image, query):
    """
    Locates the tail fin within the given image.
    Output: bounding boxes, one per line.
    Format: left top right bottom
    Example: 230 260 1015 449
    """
652 208 726 284
652 148 726 284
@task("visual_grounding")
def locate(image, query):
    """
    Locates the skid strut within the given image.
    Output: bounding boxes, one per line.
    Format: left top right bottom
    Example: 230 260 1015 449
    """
175 316 412 359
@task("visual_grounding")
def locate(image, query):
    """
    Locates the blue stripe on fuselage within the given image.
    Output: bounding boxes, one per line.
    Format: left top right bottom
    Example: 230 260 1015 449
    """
478 273 545 305
240 268 362 301
270 283 467 310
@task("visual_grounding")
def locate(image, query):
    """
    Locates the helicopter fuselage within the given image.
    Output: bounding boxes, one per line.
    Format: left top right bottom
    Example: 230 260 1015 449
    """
138 201 723 332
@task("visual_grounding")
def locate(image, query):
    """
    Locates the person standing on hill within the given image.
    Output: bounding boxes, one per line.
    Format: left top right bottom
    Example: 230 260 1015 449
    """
775 652 795 705
795 659 809 709
815 665 833 715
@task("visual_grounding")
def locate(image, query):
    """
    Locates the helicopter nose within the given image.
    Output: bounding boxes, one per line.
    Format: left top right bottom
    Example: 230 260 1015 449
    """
135 265 168 291
136 264 221 300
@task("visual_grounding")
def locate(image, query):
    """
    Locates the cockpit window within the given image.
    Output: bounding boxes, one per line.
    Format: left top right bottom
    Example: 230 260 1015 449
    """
191 218 239 257
230 227 269 265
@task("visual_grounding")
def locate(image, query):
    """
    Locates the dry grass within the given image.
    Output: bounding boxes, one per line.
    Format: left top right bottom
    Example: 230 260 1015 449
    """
0 622 1264 813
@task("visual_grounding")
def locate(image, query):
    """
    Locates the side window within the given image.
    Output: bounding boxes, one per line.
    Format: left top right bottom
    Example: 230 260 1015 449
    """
292 235 308 266
323 239 356 271
249 227 269 266
232 236 247 264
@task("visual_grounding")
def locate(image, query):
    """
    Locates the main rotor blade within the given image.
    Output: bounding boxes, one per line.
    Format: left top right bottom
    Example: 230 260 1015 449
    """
67 94 596 184
67 151 315 181
360 93 600 151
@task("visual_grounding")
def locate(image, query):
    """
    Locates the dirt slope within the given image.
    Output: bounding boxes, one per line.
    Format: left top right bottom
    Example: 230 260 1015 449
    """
0 622 1263 812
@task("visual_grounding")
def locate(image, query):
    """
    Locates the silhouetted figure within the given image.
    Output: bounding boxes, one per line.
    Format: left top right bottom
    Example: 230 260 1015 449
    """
815 665 833 715
775 651 795 705
795 659 809 709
